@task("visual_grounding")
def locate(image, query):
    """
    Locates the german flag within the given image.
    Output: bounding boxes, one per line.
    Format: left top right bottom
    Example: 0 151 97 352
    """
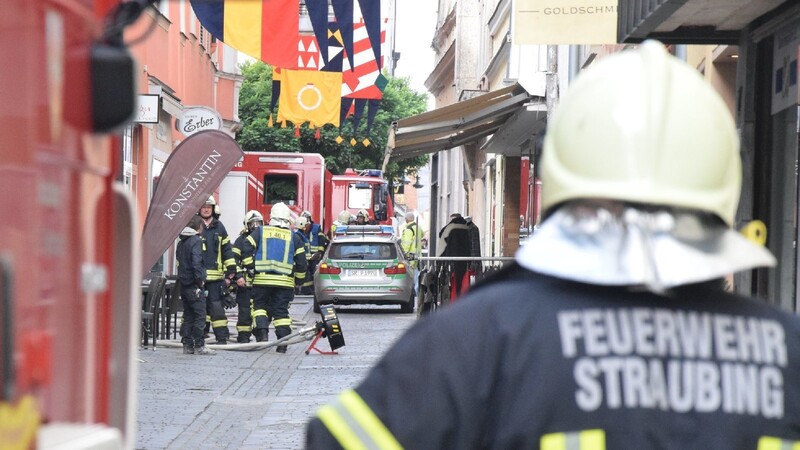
190 0 299 69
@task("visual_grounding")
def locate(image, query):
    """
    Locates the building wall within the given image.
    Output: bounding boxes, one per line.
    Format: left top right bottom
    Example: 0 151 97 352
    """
124 4 242 272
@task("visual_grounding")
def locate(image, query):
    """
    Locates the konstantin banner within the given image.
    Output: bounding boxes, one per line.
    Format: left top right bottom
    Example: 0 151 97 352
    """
141 130 243 274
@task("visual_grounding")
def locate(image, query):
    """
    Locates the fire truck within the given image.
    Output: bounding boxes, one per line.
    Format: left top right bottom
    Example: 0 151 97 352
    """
2 0 140 448
218 152 394 236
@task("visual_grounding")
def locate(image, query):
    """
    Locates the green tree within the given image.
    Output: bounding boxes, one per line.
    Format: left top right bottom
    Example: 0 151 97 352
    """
236 61 429 182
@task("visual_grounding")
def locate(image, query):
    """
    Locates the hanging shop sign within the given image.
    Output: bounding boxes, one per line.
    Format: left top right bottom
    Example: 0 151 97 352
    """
177 106 223 137
135 94 160 123
513 0 618 45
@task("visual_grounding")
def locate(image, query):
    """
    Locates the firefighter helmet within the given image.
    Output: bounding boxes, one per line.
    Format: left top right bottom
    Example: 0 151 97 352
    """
270 202 293 225
244 210 263 228
296 215 309 229
201 195 220 216
357 209 369 219
337 210 351 224
301 210 313 220
541 40 741 226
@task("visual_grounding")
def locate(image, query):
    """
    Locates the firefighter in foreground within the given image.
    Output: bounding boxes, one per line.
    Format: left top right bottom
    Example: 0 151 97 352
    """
243 202 308 353
232 210 263 343
198 195 240 344
306 41 800 448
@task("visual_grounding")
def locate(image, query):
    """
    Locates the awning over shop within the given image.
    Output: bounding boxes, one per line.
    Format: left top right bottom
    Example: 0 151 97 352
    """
617 0 788 44
382 83 545 171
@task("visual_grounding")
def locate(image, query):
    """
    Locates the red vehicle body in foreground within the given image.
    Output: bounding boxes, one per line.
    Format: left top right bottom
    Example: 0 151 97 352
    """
219 152 394 236
2 1 139 448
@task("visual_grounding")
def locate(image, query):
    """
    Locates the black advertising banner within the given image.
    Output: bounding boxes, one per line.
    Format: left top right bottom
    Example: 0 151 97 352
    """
141 130 243 274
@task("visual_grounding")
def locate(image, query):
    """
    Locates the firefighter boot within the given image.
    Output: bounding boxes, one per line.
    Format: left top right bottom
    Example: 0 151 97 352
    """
275 327 290 353
254 328 269 342
194 338 215 355
237 332 252 343
182 340 194 355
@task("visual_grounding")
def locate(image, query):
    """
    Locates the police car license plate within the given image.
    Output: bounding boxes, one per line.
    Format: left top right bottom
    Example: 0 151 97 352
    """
347 269 377 277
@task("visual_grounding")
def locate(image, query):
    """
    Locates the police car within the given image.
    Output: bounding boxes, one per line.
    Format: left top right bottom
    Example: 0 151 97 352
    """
313 225 415 313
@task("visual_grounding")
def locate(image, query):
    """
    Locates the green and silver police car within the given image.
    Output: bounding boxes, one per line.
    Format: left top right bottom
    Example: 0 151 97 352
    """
313 225 415 313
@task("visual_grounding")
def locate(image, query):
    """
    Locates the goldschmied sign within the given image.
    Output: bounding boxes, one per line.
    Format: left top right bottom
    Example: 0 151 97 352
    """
514 0 618 45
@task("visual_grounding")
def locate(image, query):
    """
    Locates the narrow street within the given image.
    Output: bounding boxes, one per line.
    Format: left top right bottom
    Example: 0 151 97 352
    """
135 297 417 449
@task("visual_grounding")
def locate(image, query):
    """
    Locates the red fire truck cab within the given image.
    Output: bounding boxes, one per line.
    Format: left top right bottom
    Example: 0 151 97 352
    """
219 152 394 236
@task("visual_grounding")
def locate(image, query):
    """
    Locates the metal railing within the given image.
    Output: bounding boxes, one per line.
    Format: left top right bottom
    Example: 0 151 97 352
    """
415 256 515 316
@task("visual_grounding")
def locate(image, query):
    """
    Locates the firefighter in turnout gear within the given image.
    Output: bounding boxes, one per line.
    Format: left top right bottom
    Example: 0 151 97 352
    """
300 210 328 295
306 42 800 448
294 215 312 295
176 216 214 355
198 195 239 344
243 202 308 353
231 210 263 343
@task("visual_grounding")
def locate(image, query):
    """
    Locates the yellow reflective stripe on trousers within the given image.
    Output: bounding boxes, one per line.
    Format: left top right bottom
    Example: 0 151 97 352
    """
758 437 800 450
317 390 402 450
541 429 605 450
212 319 228 328
273 318 292 327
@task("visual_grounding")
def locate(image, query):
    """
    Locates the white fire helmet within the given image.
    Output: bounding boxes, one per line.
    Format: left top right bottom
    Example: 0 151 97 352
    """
301 210 313 220
296 215 309 229
541 41 741 226
205 195 216 206
270 202 293 226
244 210 264 228
337 210 351 224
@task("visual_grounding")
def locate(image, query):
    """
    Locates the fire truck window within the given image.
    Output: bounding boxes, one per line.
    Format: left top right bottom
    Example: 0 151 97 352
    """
347 184 372 209
264 174 298 205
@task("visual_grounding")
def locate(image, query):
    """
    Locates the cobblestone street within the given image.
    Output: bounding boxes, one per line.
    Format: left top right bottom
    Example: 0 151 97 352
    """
135 296 417 449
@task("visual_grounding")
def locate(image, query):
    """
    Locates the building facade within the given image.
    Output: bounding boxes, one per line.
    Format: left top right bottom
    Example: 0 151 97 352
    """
124 2 243 273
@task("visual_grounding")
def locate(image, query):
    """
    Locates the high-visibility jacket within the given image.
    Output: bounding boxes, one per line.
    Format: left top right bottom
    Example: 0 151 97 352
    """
307 263 800 449
308 222 328 254
200 218 236 281
294 228 311 257
244 225 308 289
399 221 420 257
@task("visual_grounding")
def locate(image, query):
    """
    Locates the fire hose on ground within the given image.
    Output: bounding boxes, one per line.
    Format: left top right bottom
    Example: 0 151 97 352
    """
154 304 345 352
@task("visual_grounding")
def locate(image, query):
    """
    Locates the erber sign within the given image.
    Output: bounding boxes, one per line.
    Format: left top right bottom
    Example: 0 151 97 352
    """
178 106 223 137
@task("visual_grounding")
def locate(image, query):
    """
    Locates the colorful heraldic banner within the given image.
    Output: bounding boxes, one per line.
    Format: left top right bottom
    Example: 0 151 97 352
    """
513 0 618 45
189 0 300 68
771 24 799 115
278 69 343 128
140 130 244 274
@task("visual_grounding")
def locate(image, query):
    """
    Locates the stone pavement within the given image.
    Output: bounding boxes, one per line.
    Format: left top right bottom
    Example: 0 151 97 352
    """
135 296 417 450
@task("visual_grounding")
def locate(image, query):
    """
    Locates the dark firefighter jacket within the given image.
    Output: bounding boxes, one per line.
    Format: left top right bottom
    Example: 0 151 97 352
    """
176 228 205 288
232 229 254 287
200 218 236 281
306 263 800 449
242 225 308 289
308 222 328 254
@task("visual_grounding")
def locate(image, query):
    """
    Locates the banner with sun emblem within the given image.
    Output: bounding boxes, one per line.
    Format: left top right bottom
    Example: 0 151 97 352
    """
277 69 343 128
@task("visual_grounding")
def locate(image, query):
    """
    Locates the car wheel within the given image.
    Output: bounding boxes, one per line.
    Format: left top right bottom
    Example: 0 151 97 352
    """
313 298 321 314
400 294 414 314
